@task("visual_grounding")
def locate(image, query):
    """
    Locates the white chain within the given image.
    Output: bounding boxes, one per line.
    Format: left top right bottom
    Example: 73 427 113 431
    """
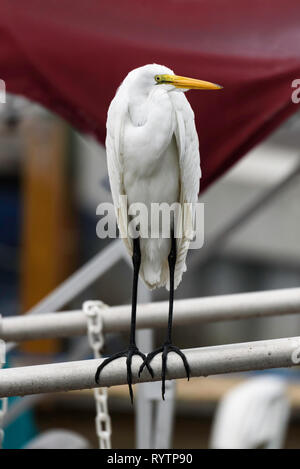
0 339 7 449
83 301 112 449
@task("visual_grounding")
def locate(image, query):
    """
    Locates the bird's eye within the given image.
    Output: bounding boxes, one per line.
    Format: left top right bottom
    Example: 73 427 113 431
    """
155 75 161 83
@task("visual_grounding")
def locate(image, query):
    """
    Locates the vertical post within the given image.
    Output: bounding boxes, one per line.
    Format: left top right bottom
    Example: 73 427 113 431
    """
136 285 175 449
20 114 77 353
136 285 153 449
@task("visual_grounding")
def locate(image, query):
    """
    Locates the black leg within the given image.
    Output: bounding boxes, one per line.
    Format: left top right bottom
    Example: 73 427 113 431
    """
139 231 190 399
166 229 176 344
95 237 153 404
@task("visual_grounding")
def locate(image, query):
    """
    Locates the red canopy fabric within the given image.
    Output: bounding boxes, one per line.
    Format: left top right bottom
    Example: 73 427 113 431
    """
1 0 300 191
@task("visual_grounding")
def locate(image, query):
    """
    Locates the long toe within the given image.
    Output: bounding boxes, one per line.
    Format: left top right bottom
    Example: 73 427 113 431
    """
170 345 191 381
95 351 126 383
95 346 153 404
126 352 134 405
135 344 191 400
135 350 153 377
161 345 168 400
138 357 154 378
138 348 163 377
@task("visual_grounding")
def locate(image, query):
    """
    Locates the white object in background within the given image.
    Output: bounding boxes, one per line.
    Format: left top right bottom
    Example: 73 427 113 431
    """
24 430 90 449
136 281 175 449
210 376 290 449
84 301 112 449
0 339 7 449
137 378 175 449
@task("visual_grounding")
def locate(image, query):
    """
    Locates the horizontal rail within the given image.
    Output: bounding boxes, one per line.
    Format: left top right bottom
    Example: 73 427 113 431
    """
1 288 300 342
0 336 299 398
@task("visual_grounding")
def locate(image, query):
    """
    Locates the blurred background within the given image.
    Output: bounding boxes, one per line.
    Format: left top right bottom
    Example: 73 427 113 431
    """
1 94 300 448
1 0 300 450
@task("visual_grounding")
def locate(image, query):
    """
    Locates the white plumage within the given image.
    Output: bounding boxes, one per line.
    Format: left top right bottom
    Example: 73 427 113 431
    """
105 64 201 290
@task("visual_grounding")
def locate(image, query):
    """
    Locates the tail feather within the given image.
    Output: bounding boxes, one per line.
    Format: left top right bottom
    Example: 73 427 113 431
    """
138 237 189 290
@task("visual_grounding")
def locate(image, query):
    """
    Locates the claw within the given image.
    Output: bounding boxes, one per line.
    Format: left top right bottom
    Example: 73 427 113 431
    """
170 345 190 381
138 342 191 399
95 350 126 384
138 350 158 377
126 352 134 405
161 346 168 400
137 351 154 378
95 345 148 404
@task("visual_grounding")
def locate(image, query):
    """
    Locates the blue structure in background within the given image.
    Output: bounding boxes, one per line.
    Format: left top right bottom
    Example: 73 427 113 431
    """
3 396 37 449
0 182 37 448
0 183 21 317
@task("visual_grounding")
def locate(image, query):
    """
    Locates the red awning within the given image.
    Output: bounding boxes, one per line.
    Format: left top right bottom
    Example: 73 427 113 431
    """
1 0 300 191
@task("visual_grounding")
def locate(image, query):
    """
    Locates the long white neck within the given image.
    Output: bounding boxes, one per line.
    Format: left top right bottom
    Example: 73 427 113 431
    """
123 85 175 163
128 85 149 127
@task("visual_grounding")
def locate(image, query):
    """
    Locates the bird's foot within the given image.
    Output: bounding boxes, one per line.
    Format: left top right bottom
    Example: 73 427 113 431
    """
138 341 190 400
95 344 153 404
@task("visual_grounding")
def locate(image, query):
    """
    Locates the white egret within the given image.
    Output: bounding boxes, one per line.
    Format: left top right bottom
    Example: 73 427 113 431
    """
96 64 222 402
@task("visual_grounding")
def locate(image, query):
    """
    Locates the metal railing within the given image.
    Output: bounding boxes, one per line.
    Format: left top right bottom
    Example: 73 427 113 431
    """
0 336 299 398
1 287 300 343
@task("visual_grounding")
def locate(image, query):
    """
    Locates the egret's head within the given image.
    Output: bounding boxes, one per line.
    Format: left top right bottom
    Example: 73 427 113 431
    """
125 64 223 95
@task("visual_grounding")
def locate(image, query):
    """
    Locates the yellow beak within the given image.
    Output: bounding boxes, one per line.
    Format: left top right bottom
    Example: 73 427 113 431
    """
161 74 223 90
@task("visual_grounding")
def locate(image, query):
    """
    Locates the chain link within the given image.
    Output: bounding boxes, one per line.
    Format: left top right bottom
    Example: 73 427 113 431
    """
0 340 7 449
83 301 112 449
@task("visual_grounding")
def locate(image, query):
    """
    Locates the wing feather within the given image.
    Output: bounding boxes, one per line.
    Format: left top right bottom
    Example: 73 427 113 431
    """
105 89 133 255
170 92 201 289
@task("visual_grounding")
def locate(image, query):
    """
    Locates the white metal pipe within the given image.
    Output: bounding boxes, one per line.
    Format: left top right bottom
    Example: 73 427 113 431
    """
3 337 92 428
0 336 299 398
2 287 300 342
